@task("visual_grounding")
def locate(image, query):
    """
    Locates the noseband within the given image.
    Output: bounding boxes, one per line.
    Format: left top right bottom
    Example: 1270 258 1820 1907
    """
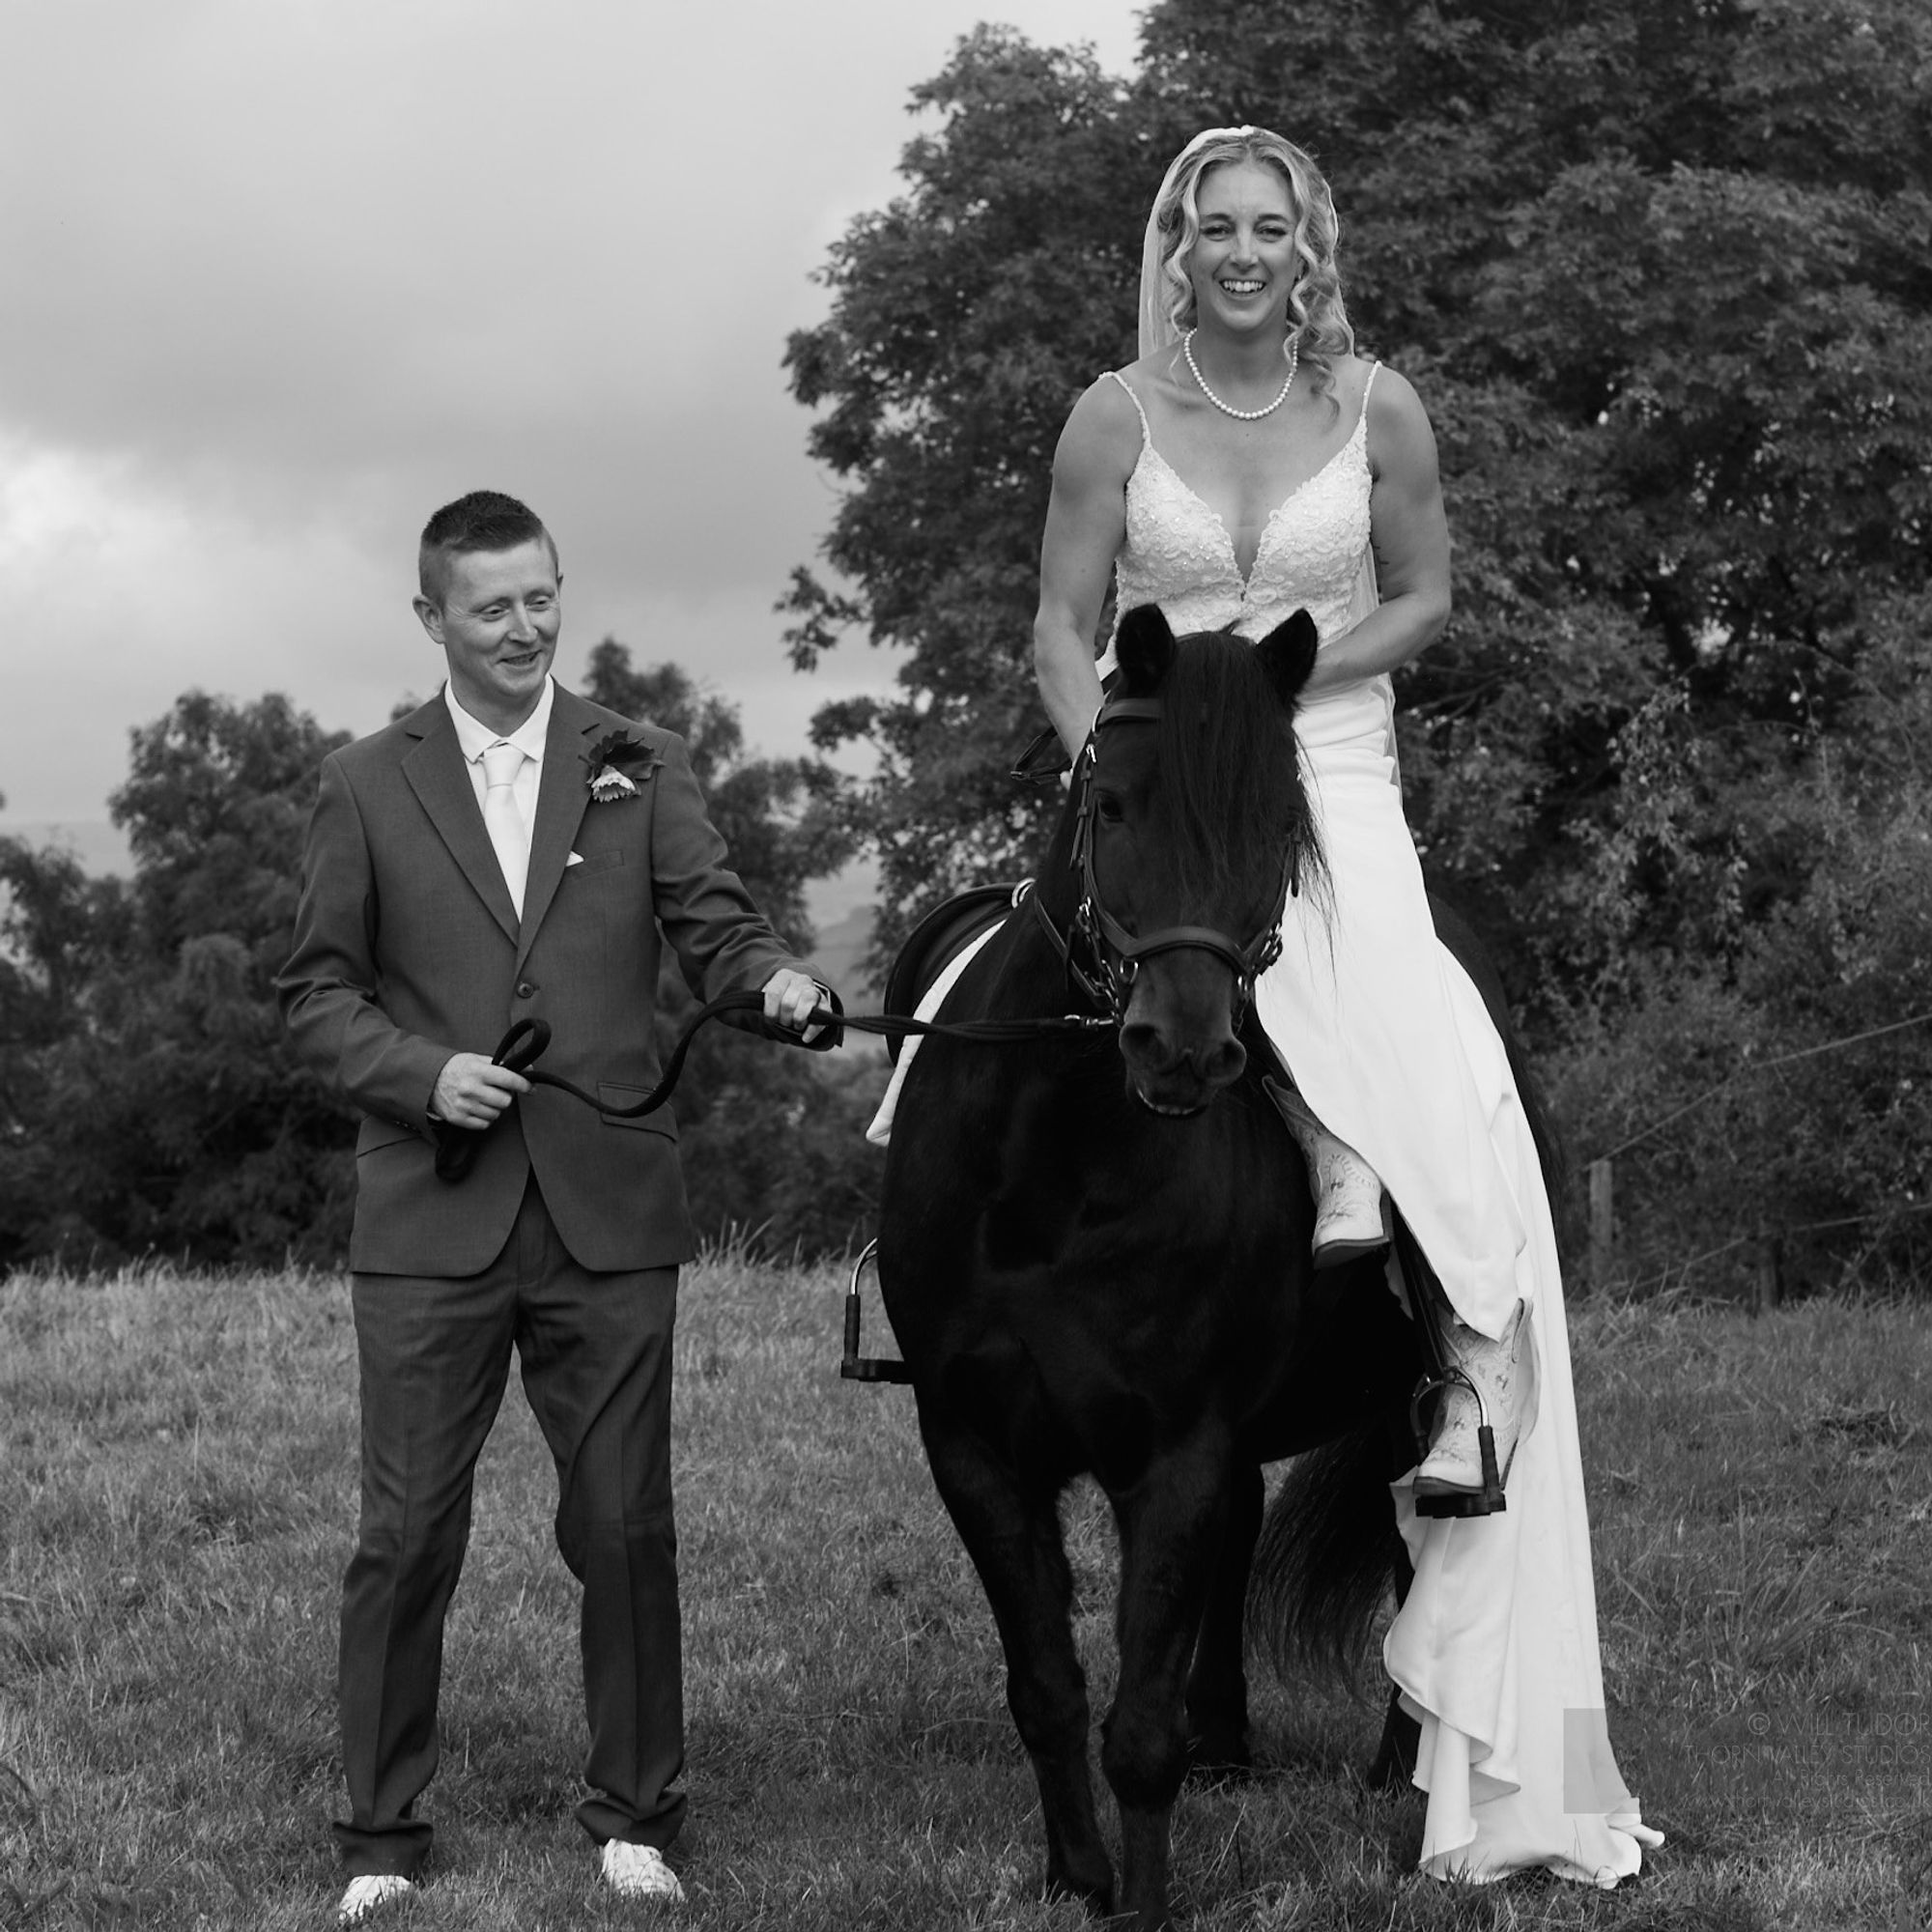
1034 695 1292 1025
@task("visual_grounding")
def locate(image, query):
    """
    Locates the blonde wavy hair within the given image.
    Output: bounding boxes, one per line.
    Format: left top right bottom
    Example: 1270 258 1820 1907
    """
1146 128 1355 408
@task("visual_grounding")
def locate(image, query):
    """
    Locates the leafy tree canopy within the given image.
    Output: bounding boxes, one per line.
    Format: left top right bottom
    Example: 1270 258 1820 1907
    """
1 696 355 1265
583 639 856 953
785 0 1932 1009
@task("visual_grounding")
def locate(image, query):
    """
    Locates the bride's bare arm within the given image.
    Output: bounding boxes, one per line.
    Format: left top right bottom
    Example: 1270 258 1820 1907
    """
1034 380 1140 757
1301 365 1453 695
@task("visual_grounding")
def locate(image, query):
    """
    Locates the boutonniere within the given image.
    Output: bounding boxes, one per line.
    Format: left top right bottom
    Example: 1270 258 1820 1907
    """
585 730 654 803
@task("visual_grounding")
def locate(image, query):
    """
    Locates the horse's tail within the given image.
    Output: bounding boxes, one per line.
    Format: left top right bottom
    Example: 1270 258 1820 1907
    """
1247 1421 1402 1691
1504 1026 1570 1206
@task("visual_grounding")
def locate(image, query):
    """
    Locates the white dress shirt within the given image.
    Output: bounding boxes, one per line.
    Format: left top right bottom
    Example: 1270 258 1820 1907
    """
444 677 554 909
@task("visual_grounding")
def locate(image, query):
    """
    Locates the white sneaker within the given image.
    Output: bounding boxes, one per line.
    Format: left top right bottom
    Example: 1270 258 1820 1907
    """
601 1839 685 1904
1415 1303 1527 1495
337 1874 413 1925
1263 1079 1389 1267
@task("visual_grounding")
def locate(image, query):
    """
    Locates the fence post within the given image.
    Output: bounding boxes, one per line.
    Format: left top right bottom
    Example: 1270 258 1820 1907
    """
1588 1157 1614 1286
1753 1233 1784 1315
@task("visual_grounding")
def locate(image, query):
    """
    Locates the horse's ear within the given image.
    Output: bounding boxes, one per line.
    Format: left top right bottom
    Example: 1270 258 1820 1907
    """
1114 604 1177 696
1254 609 1319 709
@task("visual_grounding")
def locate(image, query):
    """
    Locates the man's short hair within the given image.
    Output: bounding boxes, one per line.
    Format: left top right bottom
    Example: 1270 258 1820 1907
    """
417 491 556 605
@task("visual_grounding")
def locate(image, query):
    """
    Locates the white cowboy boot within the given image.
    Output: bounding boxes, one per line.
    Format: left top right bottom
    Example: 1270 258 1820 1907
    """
1262 1079 1389 1269
1415 1301 1528 1500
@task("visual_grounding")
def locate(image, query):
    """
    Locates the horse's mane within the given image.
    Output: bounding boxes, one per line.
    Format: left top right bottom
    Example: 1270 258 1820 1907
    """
1155 631 1325 915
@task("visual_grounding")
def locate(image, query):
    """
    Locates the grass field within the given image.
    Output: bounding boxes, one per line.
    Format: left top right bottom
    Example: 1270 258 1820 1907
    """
4 1257 1929 1930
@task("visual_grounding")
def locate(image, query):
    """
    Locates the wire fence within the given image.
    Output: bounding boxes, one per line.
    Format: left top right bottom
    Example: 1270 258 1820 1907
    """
1590 1009 1932 1165
1578 1009 1932 1301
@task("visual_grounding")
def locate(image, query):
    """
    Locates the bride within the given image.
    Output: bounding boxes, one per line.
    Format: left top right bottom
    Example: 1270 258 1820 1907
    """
1032 125 1661 1886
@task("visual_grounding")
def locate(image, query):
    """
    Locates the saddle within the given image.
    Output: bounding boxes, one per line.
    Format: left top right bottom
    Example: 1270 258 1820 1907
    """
869 724 1081 1064
880 884 1019 1064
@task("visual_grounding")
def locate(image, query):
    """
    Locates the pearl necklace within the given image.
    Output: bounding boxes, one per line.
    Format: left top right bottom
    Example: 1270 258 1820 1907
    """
1183 328 1299 420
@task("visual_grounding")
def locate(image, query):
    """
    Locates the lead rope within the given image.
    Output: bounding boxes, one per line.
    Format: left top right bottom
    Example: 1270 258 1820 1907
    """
432 987 1113 1182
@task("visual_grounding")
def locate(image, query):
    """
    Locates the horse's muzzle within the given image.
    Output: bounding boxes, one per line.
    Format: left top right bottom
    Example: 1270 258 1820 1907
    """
1119 1004 1247 1118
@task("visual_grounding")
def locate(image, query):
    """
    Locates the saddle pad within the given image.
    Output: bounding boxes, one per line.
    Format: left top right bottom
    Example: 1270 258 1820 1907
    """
881 883 1020 1065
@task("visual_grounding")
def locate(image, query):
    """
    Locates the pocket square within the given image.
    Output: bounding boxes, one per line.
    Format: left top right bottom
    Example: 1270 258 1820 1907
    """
566 851 584 867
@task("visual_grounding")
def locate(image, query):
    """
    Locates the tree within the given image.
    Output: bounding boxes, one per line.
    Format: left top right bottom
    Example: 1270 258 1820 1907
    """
786 0 1932 997
781 30 1160 950
1549 599 1932 1292
582 639 854 952
0 824 136 1223
0 696 357 1265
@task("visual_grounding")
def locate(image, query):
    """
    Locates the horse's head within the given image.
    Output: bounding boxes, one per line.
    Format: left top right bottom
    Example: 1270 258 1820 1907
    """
1077 603 1321 1117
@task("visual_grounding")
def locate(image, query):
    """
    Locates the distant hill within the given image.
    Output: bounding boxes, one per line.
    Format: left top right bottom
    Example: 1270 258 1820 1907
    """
807 903 876 1005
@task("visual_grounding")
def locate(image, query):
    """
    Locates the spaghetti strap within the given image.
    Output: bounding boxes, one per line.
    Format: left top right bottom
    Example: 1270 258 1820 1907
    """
1106 369 1152 446
1356 360 1379 440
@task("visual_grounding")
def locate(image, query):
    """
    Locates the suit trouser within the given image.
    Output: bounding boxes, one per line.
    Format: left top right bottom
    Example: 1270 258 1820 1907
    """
334 1175 685 1877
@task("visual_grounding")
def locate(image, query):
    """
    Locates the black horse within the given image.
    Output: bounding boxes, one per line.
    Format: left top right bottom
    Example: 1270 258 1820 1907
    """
875 606 1543 1928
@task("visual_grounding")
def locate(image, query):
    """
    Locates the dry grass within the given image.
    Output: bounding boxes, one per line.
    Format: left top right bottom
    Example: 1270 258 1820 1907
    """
3 1259 1929 1929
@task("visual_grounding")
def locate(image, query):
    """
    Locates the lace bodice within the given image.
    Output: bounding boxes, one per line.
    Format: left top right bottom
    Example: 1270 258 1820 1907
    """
1100 364 1378 671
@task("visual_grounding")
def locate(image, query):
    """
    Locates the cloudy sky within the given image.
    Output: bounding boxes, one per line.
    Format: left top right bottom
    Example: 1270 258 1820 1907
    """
1 0 1144 862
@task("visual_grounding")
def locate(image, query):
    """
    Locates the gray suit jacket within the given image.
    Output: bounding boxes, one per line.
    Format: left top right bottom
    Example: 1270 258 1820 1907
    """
278 685 814 1274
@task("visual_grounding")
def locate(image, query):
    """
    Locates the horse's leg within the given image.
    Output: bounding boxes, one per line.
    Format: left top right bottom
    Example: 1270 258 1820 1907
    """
1183 1459 1261 1776
918 1410 1115 1914
1367 1541 1420 1790
1101 1439 1233 1932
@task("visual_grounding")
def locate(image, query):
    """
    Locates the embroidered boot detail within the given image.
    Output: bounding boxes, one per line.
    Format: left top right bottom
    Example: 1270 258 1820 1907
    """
1262 1078 1390 1268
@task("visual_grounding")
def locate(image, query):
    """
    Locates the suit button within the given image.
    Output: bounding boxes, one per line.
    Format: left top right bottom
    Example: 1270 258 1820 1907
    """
516 980 536 999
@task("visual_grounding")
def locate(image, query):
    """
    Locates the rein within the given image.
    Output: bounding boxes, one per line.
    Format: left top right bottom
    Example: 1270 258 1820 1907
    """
431 990 1113 1183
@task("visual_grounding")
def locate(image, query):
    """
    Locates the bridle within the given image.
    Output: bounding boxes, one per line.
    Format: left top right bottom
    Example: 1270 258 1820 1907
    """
1029 694 1293 1026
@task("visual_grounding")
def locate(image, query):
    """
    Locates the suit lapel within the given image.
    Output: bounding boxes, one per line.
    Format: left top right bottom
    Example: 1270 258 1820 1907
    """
401 700 520 944
517 691 597 968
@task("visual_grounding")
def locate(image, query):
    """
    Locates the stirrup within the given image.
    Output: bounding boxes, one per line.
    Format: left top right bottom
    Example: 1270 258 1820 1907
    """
840 1238 911 1384
1408 1363 1511 1518
1391 1216 1511 1519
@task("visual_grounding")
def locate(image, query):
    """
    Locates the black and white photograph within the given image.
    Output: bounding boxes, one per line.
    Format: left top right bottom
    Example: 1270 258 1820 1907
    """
3 2 1927 1926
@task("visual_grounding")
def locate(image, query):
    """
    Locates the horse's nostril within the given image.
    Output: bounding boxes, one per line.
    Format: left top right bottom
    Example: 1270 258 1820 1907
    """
1120 1022 1176 1071
1200 1038 1246 1087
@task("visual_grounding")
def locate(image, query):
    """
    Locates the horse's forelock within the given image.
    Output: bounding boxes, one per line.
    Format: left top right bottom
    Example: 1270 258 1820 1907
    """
1155 633 1321 910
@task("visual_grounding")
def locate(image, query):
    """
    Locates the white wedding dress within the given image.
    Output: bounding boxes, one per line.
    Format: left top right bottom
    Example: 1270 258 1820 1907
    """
1097 362 1658 1885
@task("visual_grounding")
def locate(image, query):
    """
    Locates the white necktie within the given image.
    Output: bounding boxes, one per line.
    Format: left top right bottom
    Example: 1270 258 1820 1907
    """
481 740 530 917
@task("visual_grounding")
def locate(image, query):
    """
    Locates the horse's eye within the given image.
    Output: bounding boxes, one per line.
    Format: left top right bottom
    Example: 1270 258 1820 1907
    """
1095 794 1125 825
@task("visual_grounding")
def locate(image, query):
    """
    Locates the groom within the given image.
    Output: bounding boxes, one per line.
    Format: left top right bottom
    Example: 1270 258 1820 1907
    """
279 491 833 1925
